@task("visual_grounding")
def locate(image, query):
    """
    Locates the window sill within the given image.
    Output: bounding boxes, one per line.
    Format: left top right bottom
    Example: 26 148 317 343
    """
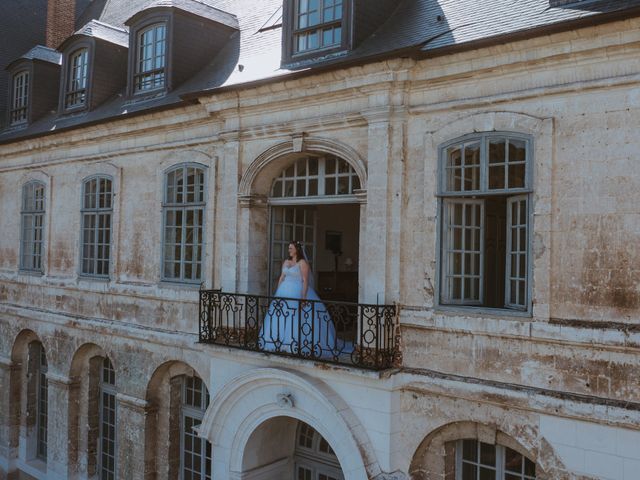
78 274 111 284
16 457 47 479
18 269 44 277
158 280 203 291
434 304 532 319
282 48 348 69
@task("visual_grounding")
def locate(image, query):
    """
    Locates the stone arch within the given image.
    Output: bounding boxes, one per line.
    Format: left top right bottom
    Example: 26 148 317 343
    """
144 360 210 479
9 329 49 465
239 136 368 198
199 367 380 480
409 421 555 480
10 329 42 364
5 329 43 469
67 342 111 477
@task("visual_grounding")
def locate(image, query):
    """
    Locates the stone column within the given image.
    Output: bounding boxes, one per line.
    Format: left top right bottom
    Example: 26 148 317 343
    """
361 107 394 304
46 373 80 480
0 357 20 479
216 129 241 293
116 393 153 480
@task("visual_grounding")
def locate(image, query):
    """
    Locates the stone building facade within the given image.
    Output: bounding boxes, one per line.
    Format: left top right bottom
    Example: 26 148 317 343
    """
1 1 639 479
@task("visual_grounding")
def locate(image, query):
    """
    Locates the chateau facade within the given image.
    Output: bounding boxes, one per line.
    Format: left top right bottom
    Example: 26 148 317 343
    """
1 1 639 479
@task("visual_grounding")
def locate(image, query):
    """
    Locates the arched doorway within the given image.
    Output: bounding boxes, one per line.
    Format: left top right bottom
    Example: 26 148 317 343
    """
268 154 362 302
241 417 345 480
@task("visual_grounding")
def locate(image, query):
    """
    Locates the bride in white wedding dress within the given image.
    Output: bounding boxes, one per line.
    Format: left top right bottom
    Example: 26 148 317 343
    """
259 241 337 357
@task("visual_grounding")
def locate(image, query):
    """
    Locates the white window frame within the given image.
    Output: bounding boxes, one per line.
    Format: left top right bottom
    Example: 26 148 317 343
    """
180 376 211 480
20 181 46 273
10 70 29 125
455 440 536 480
436 132 533 314
161 163 207 284
98 357 117 480
80 175 113 278
134 23 167 93
65 48 89 109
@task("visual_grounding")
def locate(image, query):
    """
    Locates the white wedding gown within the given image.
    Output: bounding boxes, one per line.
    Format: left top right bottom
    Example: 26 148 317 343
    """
259 262 337 357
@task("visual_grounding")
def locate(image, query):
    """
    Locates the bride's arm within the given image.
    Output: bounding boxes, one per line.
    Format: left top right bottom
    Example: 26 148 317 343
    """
300 260 310 300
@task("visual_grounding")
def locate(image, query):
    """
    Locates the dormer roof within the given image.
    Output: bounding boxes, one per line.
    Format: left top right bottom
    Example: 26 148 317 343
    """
6 46 62 71
58 20 129 50
126 0 239 29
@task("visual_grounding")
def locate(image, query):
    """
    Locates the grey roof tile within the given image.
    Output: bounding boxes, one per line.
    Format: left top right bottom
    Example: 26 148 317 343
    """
70 19 129 47
126 0 239 29
11 46 62 66
3 0 640 142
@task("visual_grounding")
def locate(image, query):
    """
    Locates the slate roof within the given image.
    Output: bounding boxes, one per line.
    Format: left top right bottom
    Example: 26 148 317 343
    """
62 20 129 48
2 0 640 143
126 0 239 29
9 46 62 67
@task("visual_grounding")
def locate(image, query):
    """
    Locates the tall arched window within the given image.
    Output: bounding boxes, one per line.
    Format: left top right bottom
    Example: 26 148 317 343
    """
99 357 117 480
162 164 206 283
438 133 532 311
180 376 211 480
135 23 167 92
26 341 48 460
65 48 89 108
20 181 46 272
81 176 113 277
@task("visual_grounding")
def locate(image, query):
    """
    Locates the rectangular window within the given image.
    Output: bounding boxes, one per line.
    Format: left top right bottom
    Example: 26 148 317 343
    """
21 182 45 272
135 23 167 92
99 358 117 480
294 0 343 54
10 70 29 125
163 165 205 283
81 177 113 277
441 199 484 305
36 344 48 460
66 48 89 108
181 377 211 480
438 134 531 311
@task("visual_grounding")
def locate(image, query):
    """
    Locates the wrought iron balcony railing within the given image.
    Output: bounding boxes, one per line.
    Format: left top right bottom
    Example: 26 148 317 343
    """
199 290 400 370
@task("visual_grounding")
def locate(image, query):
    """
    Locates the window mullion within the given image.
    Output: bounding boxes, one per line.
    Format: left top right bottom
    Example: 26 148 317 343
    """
497 445 505 480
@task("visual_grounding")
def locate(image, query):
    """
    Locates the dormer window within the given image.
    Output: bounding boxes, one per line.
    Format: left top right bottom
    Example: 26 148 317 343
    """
294 0 343 53
10 71 29 125
135 23 167 92
65 48 89 109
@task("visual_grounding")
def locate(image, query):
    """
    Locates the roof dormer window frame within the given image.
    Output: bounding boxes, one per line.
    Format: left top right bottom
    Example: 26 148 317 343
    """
9 66 32 127
10 69 30 126
128 13 172 98
60 40 93 113
283 0 352 64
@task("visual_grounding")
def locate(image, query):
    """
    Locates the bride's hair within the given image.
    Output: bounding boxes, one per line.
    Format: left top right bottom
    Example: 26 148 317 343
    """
288 241 305 262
